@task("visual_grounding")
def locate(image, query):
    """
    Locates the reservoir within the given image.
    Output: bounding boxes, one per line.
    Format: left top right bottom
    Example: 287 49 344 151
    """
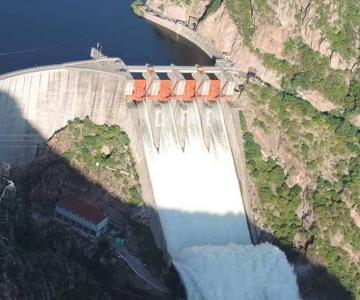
0 0 213 74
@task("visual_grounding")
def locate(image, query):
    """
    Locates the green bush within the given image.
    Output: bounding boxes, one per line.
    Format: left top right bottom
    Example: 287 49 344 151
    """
242 131 302 246
128 186 142 206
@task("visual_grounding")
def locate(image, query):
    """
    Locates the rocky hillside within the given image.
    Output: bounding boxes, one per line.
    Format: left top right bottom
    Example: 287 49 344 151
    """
147 0 359 112
0 120 181 299
145 0 360 299
0 179 112 299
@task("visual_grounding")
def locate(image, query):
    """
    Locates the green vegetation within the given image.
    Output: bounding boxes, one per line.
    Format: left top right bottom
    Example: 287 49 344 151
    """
259 40 354 109
207 0 223 15
253 0 273 20
253 118 269 133
314 0 360 60
221 1 359 113
239 110 248 131
225 0 254 46
0 185 112 298
62 117 142 206
248 84 359 178
131 0 145 17
243 131 302 248
244 83 360 297
173 0 191 5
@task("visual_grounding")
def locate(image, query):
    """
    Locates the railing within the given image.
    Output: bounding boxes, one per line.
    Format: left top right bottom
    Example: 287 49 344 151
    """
0 57 119 81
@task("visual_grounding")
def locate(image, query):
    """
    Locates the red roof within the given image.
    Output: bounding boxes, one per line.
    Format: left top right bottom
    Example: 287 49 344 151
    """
58 197 106 224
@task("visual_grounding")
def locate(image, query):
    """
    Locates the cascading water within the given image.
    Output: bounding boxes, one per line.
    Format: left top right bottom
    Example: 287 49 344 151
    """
174 244 300 300
138 100 300 299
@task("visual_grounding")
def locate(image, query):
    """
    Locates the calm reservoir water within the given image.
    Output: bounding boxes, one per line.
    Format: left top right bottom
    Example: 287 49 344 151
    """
0 0 213 74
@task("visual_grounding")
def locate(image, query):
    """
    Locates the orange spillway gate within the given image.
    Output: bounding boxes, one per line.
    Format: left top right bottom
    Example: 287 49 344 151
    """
208 80 221 101
127 79 232 101
158 80 172 101
182 80 196 101
133 80 146 101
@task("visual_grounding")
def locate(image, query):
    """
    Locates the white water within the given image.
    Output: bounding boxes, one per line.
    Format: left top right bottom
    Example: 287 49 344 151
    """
174 244 300 300
138 101 300 299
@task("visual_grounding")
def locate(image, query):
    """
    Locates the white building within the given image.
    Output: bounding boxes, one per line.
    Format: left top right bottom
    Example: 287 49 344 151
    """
55 197 108 238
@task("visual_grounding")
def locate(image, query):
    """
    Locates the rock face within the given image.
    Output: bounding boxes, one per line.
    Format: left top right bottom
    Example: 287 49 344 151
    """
146 0 211 24
101 145 112 157
146 0 359 84
253 25 289 57
297 89 339 112
196 3 281 88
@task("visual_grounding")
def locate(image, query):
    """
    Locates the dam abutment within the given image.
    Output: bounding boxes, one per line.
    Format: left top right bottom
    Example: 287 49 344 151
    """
219 99 259 244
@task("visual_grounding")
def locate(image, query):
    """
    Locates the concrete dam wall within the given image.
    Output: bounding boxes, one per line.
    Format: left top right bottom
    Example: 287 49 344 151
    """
0 64 129 166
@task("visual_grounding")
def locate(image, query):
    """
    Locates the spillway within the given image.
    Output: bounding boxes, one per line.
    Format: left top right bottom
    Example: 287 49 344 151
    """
138 100 300 299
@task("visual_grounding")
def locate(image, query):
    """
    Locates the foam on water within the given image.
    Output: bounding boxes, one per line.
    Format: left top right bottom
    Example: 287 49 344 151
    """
173 243 300 300
138 101 300 299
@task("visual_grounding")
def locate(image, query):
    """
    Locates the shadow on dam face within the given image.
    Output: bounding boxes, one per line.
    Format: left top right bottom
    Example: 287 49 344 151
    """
0 90 353 300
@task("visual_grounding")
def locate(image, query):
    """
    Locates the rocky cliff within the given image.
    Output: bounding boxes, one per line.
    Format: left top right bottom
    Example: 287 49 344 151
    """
146 0 359 105
146 0 211 24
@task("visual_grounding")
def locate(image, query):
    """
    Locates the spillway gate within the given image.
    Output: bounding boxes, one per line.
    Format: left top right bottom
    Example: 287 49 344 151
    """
125 66 235 102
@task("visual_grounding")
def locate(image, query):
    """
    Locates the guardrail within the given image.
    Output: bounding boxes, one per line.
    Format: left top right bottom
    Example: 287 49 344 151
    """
0 57 119 81
127 65 223 73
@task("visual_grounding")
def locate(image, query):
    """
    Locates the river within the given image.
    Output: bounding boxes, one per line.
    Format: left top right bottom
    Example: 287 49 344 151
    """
0 0 212 74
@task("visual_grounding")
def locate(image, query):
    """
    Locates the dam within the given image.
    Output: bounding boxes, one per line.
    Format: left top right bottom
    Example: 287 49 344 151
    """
0 58 300 299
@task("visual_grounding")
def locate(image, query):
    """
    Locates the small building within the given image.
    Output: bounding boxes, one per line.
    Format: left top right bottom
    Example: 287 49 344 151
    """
55 197 108 238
